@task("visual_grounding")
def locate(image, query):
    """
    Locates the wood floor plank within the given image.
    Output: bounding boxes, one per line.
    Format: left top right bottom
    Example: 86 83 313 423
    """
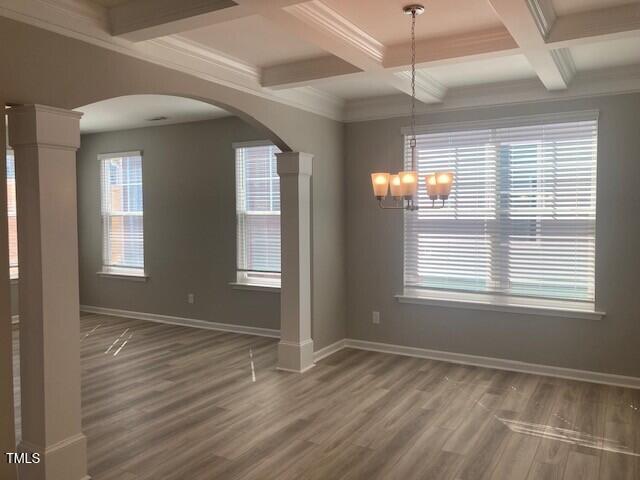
9 314 640 480
563 451 599 480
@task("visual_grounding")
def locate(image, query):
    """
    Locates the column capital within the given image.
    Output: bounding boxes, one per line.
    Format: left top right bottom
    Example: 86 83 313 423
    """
7 104 83 151
276 151 313 176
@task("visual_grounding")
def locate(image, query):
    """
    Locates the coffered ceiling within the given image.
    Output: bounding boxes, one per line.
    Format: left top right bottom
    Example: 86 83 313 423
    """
2 0 639 121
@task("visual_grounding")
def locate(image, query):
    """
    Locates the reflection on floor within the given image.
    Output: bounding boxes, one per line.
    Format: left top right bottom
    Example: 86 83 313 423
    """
11 313 640 479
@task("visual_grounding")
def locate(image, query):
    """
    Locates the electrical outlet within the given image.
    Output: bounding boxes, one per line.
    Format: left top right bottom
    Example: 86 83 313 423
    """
187 293 195 304
372 311 380 324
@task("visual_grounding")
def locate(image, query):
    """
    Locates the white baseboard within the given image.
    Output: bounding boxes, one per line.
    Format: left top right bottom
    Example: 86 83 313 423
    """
80 305 280 339
344 339 640 390
78 306 640 389
313 339 346 362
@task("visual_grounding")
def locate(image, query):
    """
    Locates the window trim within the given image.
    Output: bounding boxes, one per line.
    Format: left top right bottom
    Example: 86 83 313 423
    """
229 282 280 293
400 110 600 136
97 269 149 282
234 141 282 288
99 150 145 275
401 110 599 305
396 289 604 320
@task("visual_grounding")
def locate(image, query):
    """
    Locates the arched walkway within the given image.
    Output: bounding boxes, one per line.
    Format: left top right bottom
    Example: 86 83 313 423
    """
4 94 314 480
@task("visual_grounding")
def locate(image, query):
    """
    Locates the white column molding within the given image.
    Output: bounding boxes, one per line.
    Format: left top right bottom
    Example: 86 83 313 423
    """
276 152 314 373
0 106 17 480
7 105 90 480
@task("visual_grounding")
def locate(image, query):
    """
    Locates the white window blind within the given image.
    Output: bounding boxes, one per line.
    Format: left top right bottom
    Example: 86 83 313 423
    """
100 151 144 275
6 150 18 279
235 142 281 285
404 112 598 303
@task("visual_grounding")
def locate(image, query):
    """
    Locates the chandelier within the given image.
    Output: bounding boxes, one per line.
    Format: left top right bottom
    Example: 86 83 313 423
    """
371 4 453 211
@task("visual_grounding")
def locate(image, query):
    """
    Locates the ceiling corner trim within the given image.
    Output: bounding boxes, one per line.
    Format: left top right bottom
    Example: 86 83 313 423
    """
285 0 385 64
0 0 344 122
550 48 576 85
526 0 557 38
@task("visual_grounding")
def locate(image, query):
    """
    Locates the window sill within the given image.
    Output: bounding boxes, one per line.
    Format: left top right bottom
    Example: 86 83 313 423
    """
229 282 280 293
97 271 149 282
396 289 605 320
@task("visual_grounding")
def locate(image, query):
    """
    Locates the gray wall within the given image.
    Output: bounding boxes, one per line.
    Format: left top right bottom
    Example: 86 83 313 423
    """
1 17 348 350
345 92 640 378
77 117 281 330
9 284 17 317
308 120 347 350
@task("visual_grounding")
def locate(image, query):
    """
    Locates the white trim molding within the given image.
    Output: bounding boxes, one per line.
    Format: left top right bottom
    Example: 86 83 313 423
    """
80 305 280 338
345 65 640 122
284 0 385 64
313 338 346 362
400 109 599 135
396 291 605 321
97 271 149 282
344 339 640 389
229 282 280 293
0 0 345 121
78 306 639 388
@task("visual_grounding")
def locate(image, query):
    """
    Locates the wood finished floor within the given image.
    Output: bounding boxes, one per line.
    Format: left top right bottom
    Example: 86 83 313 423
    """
11 313 640 480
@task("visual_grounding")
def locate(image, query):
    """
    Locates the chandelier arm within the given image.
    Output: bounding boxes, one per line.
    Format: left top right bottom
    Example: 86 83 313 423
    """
376 198 445 210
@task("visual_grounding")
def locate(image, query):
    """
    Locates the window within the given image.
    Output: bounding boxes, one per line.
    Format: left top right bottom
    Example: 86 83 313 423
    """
234 142 281 287
99 151 144 276
6 150 18 279
404 112 598 304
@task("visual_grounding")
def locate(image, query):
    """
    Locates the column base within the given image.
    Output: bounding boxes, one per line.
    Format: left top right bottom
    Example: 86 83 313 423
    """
277 339 315 373
18 433 90 480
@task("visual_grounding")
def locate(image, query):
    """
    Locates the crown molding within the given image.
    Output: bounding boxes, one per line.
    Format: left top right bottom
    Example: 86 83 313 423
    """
158 35 260 82
550 47 576 85
285 0 385 64
272 86 345 121
547 2 640 47
345 63 640 122
384 27 519 69
0 0 345 121
393 71 447 104
527 0 556 38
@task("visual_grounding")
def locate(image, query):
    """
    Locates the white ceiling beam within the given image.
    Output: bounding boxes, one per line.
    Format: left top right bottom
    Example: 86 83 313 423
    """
109 0 305 42
261 27 516 96
487 0 575 90
547 3 640 48
261 55 361 89
236 0 386 70
236 0 444 103
110 0 243 41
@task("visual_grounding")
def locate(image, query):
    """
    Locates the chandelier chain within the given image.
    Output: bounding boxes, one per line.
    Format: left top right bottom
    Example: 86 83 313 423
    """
410 8 417 170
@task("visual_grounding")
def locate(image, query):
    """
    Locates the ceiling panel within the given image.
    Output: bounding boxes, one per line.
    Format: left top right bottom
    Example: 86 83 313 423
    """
322 0 503 45
181 15 325 67
79 95 231 133
423 55 536 88
552 0 639 16
570 37 640 71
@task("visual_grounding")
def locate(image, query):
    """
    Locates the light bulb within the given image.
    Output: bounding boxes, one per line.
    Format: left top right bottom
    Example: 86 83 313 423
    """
370 172 390 198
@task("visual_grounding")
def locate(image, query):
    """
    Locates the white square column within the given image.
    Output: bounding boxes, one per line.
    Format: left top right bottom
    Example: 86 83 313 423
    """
8 105 89 480
276 152 314 373
0 107 17 480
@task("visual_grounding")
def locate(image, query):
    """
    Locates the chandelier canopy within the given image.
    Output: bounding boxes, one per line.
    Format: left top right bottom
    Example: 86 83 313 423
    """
370 4 453 211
